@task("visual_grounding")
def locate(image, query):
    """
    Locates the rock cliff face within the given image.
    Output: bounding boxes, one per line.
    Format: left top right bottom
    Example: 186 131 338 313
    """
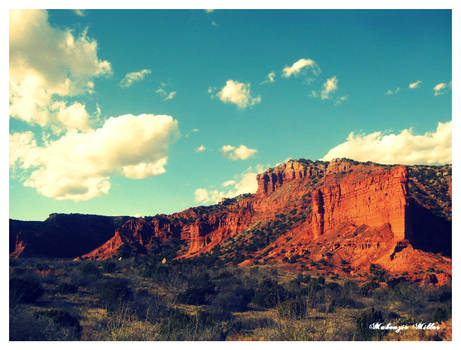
10 158 452 284
310 165 408 241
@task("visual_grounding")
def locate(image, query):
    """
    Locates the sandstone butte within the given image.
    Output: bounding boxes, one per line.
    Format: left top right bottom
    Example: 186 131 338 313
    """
10 158 452 285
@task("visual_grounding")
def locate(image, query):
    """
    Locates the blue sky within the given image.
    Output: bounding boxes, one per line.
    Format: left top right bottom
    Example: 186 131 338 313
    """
9 9 452 220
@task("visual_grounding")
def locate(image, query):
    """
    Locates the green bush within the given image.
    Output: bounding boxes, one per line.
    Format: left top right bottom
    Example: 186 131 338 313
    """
278 298 307 319
211 287 254 312
10 277 44 304
35 309 82 340
177 287 209 305
355 308 385 340
96 278 132 310
252 279 288 308
10 307 79 341
79 262 101 276
128 291 170 323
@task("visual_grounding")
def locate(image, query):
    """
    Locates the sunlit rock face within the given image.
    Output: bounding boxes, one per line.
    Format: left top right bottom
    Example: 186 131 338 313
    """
11 158 452 285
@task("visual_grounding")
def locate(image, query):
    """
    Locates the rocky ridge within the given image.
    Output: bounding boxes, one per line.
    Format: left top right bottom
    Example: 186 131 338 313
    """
10 158 452 284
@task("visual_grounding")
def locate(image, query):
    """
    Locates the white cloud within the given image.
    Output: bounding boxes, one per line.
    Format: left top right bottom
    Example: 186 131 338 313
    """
155 83 177 101
386 87 400 95
433 82 451 96
320 76 338 100
212 80 261 109
262 71 276 84
122 158 168 179
51 101 90 132
194 188 224 204
195 145 206 152
221 144 257 160
120 69 151 88
282 58 320 78
194 168 259 204
10 114 180 200
222 180 236 187
322 121 451 165
74 10 86 17
409 80 422 89
10 10 111 127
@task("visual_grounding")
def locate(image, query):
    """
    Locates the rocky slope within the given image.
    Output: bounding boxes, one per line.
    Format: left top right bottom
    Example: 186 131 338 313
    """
10 158 452 284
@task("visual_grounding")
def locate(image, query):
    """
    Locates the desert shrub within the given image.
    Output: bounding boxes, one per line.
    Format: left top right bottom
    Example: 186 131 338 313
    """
96 278 132 310
432 307 450 323
355 308 385 340
10 307 79 341
139 261 170 281
102 261 117 273
177 287 209 305
69 270 99 287
359 281 380 296
343 280 359 295
79 262 101 276
252 279 288 308
129 290 170 323
57 282 78 294
427 284 451 303
334 297 365 309
278 298 307 319
10 276 44 304
34 309 82 340
211 286 254 312
177 272 216 305
369 264 388 282
158 308 225 340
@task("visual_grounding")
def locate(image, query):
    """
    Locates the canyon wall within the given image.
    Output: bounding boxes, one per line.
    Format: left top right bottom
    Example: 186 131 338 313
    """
10 158 452 283
310 165 409 241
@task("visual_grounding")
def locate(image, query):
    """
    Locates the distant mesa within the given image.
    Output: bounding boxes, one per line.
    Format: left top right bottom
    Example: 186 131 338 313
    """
10 158 452 285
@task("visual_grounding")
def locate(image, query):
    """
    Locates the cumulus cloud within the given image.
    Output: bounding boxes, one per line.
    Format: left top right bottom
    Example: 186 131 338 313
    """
10 114 180 200
120 69 151 88
51 101 90 132
386 87 400 95
433 82 451 96
409 80 422 89
194 188 224 203
194 168 259 204
221 144 257 160
9 10 111 127
195 145 206 152
322 121 451 165
212 80 261 109
282 58 320 78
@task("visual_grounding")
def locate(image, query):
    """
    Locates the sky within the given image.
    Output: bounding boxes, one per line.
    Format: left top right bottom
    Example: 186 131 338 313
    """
9 9 452 221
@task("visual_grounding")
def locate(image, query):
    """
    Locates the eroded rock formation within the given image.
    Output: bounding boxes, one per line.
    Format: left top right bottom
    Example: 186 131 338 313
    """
10 158 452 284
